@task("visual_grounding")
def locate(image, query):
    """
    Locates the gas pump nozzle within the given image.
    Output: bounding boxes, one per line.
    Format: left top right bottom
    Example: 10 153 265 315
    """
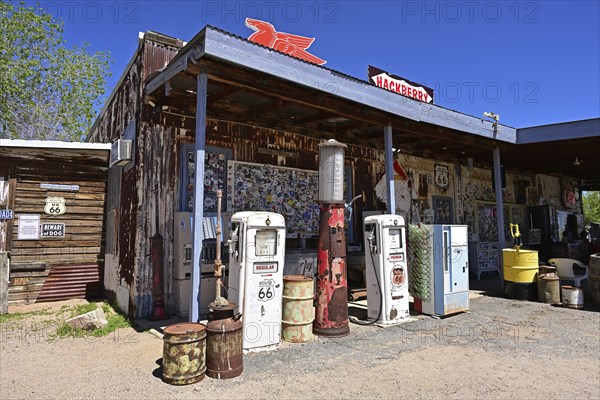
344 194 363 222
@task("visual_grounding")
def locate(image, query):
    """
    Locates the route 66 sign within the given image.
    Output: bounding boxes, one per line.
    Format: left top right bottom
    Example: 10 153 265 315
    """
44 197 66 216
257 278 276 302
434 164 449 190
391 267 406 286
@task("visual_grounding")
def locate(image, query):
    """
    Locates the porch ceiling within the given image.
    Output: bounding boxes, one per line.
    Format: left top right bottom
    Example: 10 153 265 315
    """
146 58 502 168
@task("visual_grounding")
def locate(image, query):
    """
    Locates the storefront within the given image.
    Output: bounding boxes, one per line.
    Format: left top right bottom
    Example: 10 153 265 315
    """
87 28 599 319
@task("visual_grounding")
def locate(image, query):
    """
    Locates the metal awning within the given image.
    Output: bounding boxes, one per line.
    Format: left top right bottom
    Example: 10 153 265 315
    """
143 26 599 188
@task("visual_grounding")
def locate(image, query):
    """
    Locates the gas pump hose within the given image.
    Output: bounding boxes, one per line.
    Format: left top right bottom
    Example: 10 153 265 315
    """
349 242 383 326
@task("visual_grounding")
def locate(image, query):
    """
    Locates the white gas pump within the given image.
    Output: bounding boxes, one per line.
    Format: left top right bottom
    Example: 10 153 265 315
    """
364 214 410 324
227 211 286 352
172 212 219 317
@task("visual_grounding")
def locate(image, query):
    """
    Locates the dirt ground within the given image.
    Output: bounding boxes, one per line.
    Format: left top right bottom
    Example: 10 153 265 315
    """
1 285 599 400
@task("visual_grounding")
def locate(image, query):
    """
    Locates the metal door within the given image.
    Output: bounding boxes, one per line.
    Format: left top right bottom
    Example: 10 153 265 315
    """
450 226 469 293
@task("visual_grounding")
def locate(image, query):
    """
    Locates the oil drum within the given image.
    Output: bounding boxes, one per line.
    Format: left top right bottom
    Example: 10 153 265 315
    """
589 254 600 306
537 265 560 304
502 248 538 300
206 315 243 379
282 275 315 343
162 322 207 385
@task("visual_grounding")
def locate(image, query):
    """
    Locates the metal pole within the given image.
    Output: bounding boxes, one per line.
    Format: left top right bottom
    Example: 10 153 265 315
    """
190 72 208 322
384 123 395 214
493 146 505 288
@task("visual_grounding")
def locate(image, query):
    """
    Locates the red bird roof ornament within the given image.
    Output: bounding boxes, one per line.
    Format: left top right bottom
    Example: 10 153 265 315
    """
245 18 327 65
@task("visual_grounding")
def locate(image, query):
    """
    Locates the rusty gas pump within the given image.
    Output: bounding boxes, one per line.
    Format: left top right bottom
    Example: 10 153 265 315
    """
313 139 350 337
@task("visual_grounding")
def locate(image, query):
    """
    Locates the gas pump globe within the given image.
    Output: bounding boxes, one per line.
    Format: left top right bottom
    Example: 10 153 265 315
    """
318 139 347 203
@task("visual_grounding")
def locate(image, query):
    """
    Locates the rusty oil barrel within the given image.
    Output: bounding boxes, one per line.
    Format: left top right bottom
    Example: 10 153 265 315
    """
162 322 207 385
537 265 561 304
206 315 243 379
282 275 315 343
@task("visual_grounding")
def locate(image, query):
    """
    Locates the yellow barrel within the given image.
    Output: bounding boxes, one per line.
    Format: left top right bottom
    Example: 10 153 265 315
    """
502 248 538 283
503 248 539 300
282 275 315 343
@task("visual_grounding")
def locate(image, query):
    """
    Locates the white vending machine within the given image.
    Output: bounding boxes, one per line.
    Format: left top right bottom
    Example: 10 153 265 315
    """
227 211 286 352
172 212 219 318
420 224 469 317
363 214 410 324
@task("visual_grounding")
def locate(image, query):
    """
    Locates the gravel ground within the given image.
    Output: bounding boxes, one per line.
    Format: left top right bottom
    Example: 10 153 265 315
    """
1 291 599 399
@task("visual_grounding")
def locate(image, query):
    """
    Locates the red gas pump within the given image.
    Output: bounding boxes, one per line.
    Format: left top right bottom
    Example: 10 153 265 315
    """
313 139 350 337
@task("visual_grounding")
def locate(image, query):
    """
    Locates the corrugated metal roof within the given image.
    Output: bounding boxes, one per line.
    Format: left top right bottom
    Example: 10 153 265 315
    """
162 25 517 130
0 139 111 151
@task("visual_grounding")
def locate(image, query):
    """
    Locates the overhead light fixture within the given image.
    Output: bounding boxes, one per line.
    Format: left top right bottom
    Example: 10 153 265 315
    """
483 111 500 122
573 156 581 166
483 111 500 138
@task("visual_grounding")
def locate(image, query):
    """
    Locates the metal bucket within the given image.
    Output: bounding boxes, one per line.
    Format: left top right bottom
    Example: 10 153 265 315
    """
537 266 561 304
589 254 600 306
282 275 315 343
162 322 207 385
206 315 243 379
561 285 584 309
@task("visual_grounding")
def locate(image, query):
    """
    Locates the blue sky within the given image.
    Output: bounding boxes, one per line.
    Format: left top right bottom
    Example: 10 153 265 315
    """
34 0 600 128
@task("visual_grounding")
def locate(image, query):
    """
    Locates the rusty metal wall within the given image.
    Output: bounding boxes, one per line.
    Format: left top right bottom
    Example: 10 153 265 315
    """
88 36 183 318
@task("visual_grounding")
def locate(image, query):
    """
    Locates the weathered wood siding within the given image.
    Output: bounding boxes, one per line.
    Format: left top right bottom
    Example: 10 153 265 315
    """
87 34 184 318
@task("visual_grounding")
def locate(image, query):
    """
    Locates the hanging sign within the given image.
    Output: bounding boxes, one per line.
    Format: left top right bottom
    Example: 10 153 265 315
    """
41 223 65 238
245 18 326 65
368 66 434 104
17 214 40 240
44 197 66 216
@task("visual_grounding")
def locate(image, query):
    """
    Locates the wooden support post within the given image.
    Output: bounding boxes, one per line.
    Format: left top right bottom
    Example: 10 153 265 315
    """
384 123 395 214
0 252 8 314
190 72 208 323
493 146 505 287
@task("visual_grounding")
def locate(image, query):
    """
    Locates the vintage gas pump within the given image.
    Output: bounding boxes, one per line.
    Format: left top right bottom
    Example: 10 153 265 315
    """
363 215 410 324
227 211 286 352
314 139 350 337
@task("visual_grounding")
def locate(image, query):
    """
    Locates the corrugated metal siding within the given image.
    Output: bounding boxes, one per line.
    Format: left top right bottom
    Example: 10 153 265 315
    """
35 263 102 302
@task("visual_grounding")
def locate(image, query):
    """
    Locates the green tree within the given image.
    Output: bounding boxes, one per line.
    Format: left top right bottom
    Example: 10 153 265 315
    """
0 1 111 141
583 191 600 226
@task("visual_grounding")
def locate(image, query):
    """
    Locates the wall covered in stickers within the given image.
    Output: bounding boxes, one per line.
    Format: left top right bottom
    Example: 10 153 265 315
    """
227 161 320 238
